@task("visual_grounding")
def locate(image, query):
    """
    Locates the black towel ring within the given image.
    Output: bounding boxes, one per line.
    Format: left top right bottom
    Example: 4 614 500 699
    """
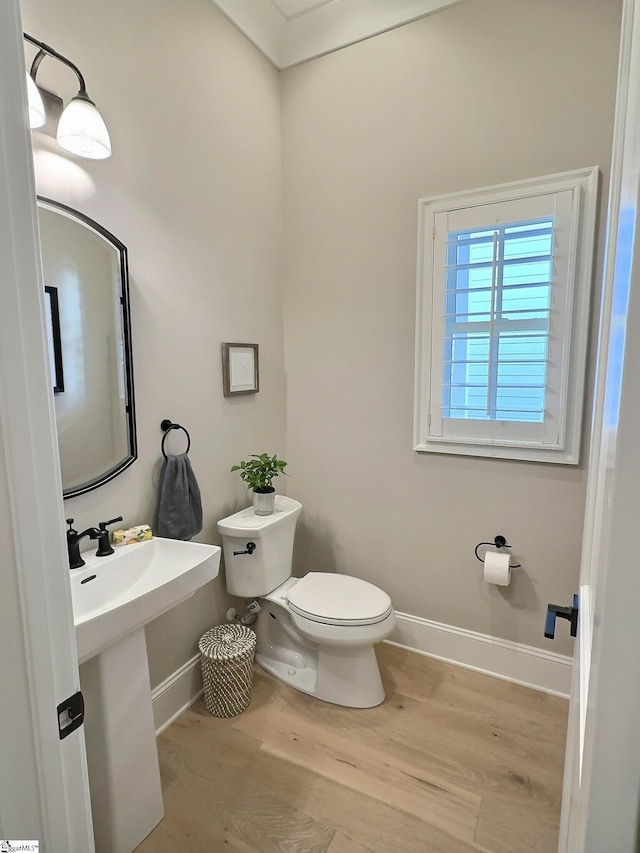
474 535 521 569
160 418 191 458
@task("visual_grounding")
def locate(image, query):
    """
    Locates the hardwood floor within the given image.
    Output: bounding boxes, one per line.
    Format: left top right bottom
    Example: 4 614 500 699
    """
136 644 568 853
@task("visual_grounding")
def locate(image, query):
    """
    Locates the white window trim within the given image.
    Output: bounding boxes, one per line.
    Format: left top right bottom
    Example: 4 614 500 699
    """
414 166 599 464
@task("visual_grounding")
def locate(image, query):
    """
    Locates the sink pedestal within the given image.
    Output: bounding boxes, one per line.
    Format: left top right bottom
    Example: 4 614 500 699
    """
72 537 221 851
80 628 164 853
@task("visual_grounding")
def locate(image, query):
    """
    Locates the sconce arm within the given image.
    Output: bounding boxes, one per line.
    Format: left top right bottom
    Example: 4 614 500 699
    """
24 32 88 96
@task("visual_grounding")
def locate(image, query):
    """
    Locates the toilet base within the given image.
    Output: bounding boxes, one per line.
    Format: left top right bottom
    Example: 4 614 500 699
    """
255 604 386 708
256 653 318 697
256 646 385 708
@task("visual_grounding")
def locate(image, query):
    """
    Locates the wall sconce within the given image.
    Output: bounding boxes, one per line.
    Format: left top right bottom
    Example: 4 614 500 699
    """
24 33 111 160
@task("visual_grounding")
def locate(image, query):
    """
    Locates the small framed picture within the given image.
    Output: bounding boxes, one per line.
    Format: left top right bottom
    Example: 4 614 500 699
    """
44 285 64 394
222 342 259 396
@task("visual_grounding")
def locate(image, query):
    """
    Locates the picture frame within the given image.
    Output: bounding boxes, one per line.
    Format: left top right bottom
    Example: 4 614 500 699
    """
44 285 64 394
221 342 259 396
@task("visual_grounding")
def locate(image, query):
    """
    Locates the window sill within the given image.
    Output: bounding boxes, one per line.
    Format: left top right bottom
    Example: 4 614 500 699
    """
413 439 579 465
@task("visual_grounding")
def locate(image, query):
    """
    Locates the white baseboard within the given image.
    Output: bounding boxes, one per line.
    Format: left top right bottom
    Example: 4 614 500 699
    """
151 614 571 734
151 654 203 735
388 612 572 698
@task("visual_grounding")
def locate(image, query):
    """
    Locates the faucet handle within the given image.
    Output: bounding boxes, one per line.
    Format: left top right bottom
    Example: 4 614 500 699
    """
66 518 75 529
98 516 123 531
95 516 123 558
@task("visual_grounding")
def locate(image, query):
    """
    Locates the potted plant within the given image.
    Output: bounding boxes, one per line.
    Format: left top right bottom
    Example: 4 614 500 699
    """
231 453 287 516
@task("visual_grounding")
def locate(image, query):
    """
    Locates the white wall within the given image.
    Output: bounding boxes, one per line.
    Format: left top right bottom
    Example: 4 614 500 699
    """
20 0 285 687
281 0 622 656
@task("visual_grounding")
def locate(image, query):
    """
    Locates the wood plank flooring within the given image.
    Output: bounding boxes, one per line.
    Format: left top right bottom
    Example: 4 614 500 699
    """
136 643 568 853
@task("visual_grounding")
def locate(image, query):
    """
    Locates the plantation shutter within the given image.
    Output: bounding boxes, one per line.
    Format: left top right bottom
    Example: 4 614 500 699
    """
442 219 553 423
427 189 578 449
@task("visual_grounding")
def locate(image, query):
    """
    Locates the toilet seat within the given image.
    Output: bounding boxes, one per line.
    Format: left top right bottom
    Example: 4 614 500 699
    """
287 572 393 626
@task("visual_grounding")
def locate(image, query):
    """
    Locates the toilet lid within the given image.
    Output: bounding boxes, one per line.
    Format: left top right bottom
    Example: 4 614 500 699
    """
287 573 393 626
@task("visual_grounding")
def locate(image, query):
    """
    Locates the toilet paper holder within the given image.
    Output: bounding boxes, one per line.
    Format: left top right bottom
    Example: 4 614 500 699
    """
474 535 521 569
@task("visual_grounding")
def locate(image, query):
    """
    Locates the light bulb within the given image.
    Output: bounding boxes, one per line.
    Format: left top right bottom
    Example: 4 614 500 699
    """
57 93 111 160
27 74 45 129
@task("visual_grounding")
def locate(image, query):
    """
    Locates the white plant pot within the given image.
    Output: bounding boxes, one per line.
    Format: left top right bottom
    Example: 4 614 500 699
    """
253 489 276 516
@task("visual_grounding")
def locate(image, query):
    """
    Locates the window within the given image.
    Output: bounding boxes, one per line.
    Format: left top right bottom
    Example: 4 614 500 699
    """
414 167 598 463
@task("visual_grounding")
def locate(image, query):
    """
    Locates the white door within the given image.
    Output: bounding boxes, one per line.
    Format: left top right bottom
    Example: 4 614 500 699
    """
558 0 640 849
0 1 94 849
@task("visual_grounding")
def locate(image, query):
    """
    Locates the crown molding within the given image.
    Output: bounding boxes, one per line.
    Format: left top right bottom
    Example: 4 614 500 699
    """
209 0 468 69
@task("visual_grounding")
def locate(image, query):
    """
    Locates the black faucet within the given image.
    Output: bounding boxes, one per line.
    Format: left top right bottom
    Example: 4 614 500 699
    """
66 516 123 569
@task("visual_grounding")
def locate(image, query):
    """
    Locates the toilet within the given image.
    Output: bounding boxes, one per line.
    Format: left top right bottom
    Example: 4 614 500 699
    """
217 495 395 708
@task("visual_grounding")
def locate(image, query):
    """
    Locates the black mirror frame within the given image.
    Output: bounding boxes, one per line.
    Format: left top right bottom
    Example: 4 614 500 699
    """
38 196 138 499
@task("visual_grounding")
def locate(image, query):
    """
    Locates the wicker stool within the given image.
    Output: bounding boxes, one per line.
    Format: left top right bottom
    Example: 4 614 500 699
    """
199 624 257 717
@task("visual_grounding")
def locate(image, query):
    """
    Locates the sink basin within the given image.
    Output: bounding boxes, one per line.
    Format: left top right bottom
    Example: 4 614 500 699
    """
71 536 221 664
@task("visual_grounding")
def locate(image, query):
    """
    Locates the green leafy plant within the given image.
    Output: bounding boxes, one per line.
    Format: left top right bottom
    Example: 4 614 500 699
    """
231 453 287 493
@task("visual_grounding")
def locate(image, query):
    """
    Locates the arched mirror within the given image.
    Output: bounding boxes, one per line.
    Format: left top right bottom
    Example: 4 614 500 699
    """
37 197 137 498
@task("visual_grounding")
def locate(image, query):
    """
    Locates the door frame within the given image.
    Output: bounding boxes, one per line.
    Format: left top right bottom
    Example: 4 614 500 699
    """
3 0 640 849
0 0 94 848
560 0 640 849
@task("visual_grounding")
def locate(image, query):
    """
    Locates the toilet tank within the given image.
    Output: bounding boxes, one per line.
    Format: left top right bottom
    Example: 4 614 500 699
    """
217 496 302 598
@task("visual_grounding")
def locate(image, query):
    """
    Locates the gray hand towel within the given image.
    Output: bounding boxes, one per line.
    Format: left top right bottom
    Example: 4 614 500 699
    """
155 453 203 540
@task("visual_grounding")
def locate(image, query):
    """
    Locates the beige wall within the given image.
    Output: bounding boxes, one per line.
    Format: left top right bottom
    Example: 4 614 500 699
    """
20 0 622 682
21 0 285 687
281 0 622 656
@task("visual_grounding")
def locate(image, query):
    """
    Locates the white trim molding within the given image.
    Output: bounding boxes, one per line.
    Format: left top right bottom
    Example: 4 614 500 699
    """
209 0 467 69
151 614 572 736
151 654 204 735
0 0 94 846
414 166 599 465
389 611 572 697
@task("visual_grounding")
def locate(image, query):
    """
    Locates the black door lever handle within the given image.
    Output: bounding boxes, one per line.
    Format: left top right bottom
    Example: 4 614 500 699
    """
545 594 579 639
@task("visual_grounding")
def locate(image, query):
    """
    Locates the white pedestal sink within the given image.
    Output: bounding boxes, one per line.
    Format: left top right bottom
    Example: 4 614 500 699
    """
71 537 221 853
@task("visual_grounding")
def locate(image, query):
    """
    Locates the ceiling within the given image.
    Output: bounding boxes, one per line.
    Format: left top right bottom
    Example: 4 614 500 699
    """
209 0 467 69
270 0 335 21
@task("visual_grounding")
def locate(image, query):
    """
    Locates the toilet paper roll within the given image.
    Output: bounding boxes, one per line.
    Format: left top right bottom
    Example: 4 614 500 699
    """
483 550 511 586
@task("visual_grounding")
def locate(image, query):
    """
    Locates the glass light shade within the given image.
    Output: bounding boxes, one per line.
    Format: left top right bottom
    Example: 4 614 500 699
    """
27 74 45 129
57 95 111 160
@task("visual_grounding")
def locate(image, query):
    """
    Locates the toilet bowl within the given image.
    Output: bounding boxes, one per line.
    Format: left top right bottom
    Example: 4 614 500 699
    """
217 496 395 708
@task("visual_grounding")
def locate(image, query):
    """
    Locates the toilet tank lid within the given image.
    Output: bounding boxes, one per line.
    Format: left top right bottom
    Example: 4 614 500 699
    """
217 495 302 537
